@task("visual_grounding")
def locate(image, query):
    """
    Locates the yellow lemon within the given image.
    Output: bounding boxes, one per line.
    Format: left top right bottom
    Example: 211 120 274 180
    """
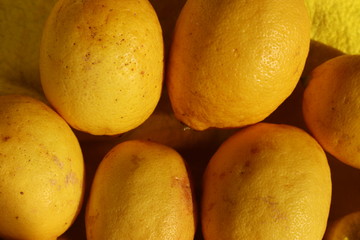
305 0 360 54
325 211 360 240
40 0 164 135
85 140 196 240
0 95 84 240
202 123 331 240
167 0 310 130
303 55 360 169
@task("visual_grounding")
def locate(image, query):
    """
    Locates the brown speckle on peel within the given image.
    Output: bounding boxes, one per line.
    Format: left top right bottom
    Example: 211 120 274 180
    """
2 136 11 141
20 192 24 195
238 160 251 175
130 155 141 171
222 195 236 206
207 202 216 212
15 216 19 220
49 179 57 186
87 211 100 227
219 171 227 179
259 196 288 222
171 176 193 214
53 155 64 169
84 52 91 61
250 146 259 154
65 171 78 185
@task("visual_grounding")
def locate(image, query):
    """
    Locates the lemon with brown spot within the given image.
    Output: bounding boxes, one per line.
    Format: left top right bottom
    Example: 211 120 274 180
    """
202 123 331 240
0 95 84 240
85 140 196 240
40 0 164 135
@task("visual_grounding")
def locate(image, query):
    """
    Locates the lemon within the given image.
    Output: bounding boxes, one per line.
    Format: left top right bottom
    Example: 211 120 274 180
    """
0 95 84 240
305 0 360 54
85 140 196 239
167 0 310 130
303 55 360 169
202 123 331 240
40 0 164 135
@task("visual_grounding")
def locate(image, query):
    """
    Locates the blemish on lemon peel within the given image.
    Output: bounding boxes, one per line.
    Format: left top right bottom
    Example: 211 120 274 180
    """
0 95 84 239
171 176 193 214
53 155 64 169
40 0 164 135
65 171 79 185
86 140 196 239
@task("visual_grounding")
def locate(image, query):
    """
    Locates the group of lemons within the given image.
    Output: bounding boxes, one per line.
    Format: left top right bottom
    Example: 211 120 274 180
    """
0 0 360 239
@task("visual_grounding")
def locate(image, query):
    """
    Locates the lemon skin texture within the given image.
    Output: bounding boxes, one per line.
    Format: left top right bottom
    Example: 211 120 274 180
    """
85 140 196 240
40 0 164 135
167 0 310 130
0 95 84 240
202 123 331 240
